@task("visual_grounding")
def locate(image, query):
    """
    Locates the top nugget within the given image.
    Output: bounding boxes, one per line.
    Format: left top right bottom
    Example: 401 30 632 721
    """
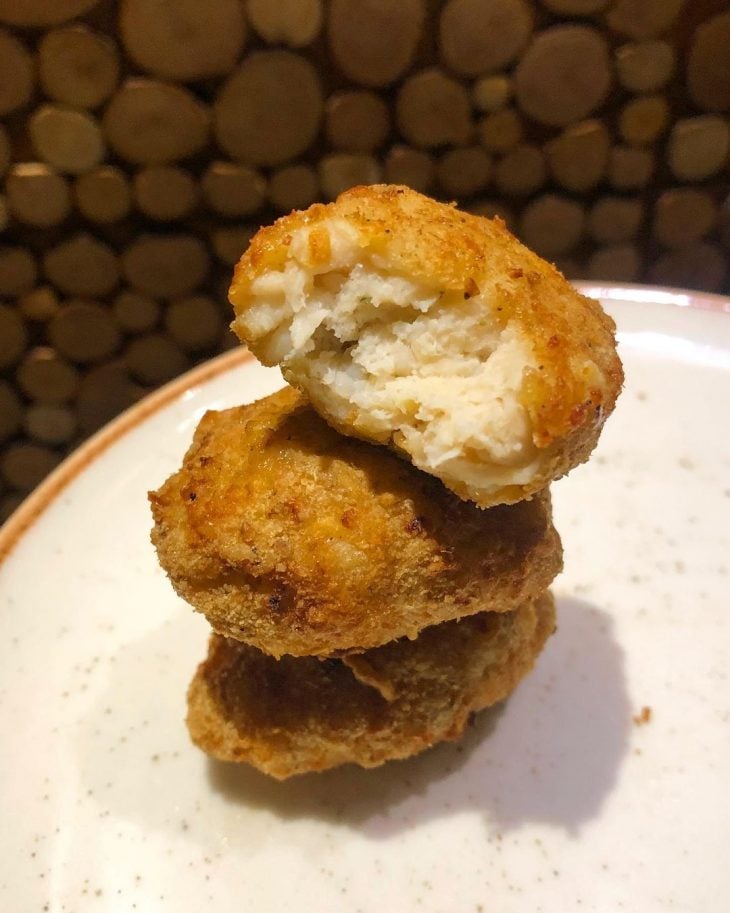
229 185 622 508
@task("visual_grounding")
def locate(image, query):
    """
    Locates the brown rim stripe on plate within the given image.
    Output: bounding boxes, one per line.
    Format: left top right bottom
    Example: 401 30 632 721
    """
0 347 253 566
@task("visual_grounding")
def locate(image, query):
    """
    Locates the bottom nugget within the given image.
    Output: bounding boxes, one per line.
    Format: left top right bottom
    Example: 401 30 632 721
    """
186 592 555 779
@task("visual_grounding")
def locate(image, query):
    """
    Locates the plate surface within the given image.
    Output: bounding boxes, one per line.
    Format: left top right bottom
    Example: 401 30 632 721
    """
1 284 729 913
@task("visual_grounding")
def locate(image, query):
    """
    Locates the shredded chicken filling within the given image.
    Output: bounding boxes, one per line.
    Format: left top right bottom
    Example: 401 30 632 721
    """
234 223 543 491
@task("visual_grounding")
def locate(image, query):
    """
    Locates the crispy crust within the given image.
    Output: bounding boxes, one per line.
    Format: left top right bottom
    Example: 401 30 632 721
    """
186 592 556 779
149 389 562 657
229 184 623 506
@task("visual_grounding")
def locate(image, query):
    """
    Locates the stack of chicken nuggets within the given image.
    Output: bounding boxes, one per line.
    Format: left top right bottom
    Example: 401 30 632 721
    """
150 186 622 780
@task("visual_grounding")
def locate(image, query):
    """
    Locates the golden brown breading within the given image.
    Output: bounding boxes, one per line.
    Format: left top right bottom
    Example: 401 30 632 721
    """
229 184 623 507
186 592 556 779
150 388 562 657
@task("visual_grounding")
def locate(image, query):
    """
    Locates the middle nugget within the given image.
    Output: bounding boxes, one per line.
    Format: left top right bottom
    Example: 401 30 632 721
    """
151 387 563 658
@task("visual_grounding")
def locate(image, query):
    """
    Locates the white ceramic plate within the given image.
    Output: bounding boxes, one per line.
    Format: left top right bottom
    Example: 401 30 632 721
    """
1 284 729 913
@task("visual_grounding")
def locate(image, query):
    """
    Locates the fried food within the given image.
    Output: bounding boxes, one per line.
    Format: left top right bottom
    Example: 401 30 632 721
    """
229 184 623 507
150 388 562 658
186 592 556 779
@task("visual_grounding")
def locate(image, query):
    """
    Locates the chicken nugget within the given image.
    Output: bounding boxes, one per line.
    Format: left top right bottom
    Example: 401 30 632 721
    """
150 388 562 657
229 184 622 507
186 592 555 779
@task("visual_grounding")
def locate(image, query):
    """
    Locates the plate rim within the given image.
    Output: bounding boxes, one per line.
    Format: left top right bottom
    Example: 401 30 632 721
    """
0 347 253 566
1 281 728 567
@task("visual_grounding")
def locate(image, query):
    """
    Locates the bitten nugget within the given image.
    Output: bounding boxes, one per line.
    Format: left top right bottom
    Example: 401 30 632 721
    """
150 389 562 657
229 184 623 507
187 592 556 779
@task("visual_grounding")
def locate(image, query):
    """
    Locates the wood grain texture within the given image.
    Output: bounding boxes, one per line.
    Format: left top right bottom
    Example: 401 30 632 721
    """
329 0 423 88
120 0 246 81
38 26 119 108
439 0 532 77
214 52 322 166
6 163 71 227
103 79 209 165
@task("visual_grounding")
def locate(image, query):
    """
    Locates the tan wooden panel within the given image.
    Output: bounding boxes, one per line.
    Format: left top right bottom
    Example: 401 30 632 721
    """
38 25 119 108
326 92 390 153
201 162 266 218
0 0 100 28
124 334 188 385
0 380 22 443
74 166 131 223
668 116 729 181
30 104 105 174
165 296 223 352
6 163 71 227
0 247 37 296
397 69 472 148
247 0 321 48
384 146 435 194
0 305 28 369
44 235 119 296
515 25 611 127
329 0 423 88
1 442 61 492
16 347 80 403
687 12 730 112
134 165 199 221
520 194 585 258
214 52 323 166
122 235 209 298
439 0 532 77
120 0 246 81
103 79 209 165
48 300 122 364
0 28 34 115
268 165 319 212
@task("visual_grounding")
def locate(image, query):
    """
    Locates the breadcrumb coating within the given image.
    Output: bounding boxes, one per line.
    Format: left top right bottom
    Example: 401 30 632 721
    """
186 592 556 778
229 184 623 507
149 388 562 657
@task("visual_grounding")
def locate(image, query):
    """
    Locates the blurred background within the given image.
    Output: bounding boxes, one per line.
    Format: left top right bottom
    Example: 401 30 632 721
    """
0 0 728 521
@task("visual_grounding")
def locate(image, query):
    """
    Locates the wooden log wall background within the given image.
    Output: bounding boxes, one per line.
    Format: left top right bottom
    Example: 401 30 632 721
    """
0 0 728 520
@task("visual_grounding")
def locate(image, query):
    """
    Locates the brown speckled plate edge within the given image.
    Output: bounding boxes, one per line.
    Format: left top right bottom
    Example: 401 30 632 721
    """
0 347 253 565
